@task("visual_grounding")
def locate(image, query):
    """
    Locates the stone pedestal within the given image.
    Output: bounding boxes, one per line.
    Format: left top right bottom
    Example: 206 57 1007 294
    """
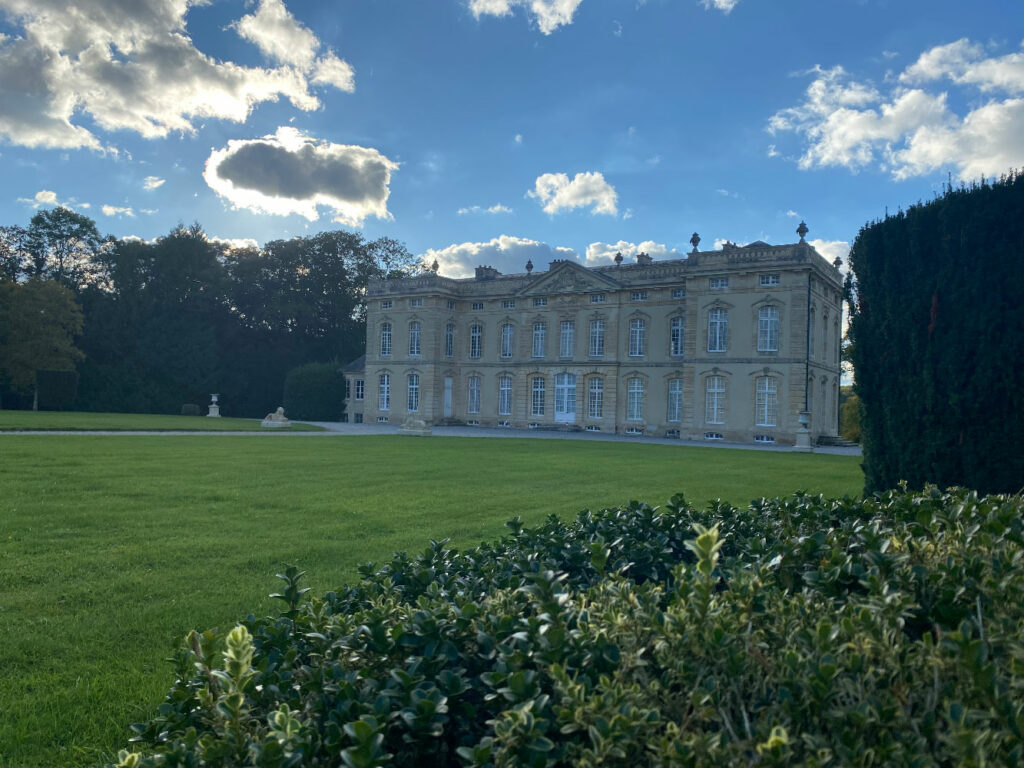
400 417 432 436
261 406 291 428
793 410 813 453
207 404 221 418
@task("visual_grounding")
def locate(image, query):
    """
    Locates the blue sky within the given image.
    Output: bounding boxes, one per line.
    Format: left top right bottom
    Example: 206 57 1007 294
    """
1 0 1022 276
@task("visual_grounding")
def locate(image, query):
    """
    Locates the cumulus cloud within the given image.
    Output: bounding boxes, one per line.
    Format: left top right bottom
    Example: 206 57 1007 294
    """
207 235 260 251
420 235 578 278
101 204 135 217
17 189 60 208
700 0 739 13
529 171 618 216
0 0 354 151
584 240 684 266
457 203 513 215
203 126 398 227
468 0 584 34
143 176 165 190
768 41 1024 180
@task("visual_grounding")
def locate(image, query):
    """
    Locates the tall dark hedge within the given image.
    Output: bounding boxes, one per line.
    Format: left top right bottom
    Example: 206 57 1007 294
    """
849 171 1024 495
282 362 345 421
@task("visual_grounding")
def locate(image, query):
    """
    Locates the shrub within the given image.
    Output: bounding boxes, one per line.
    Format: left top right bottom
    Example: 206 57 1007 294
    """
282 362 345 421
180 403 202 416
118 488 1024 767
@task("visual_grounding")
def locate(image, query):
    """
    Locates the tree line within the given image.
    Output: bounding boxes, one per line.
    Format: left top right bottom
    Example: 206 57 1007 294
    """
0 207 417 416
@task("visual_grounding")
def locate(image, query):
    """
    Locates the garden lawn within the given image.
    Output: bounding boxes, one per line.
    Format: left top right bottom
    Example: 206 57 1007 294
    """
0 411 324 432
0 434 861 767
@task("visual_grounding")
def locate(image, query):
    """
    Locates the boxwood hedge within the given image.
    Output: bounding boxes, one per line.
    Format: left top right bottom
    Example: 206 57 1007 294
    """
117 487 1024 767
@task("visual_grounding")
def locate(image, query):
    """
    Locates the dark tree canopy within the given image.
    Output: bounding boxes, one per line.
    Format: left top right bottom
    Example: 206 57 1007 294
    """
848 171 1024 495
26 206 108 288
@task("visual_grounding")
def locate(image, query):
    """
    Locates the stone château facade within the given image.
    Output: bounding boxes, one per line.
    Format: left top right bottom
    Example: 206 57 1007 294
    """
343 229 844 445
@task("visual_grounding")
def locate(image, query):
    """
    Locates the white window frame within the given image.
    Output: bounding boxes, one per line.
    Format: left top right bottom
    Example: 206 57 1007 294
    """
531 377 545 416
380 322 392 356
554 373 576 420
709 277 729 290
355 379 364 401
672 288 686 299
498 376 512 416
559 320 574 358
627 378 644 421
472 302 484 310
407 373 419 412
447 299 456 310
755 376 778 427
759 273 780 287
670 316 685 357
500 323 514 358
630 290 647 301
758 306 779 352
410 298 423 308
532 322 546 358
588 378 603 419
378 374 390 411
502 299 516 309
408 321 421 356
629 318 645 357
705 376 725 424
668 378 683 422
590 293 605 304
467 376 481 414
533 297 547 307
380 300 392 309
708 308 727 353
469 324 482 358
444 323 454 357
589 319 605 357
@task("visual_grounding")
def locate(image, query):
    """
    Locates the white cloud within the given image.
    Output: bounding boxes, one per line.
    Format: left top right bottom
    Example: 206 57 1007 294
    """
143 176 165 190
769 41 1024 180
17 189 59 208
457 203 513 215
584 240 683 266
311 51 355 92
767 144 780 157
514 133 523 144
808 238 850 270
101 204 135 217
207 235 260 251
421 235 578 278
0 0 353 151
786 209 800 218
203 126 398 227
468 0 584 34
529 171 618 216
612 20 623 37
700 0 739 13
234 0 318 69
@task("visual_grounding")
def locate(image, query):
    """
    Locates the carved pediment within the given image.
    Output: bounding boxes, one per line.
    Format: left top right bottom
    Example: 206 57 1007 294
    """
518 261 620 296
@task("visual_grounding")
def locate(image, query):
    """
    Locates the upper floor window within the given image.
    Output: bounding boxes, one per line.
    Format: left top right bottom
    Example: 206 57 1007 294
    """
408 321 421 356
627 378 644 421
407 373 420 412
409 298 423 308
532 322 546 357
809 310 816 360
705 376 725 424
447 299 456 310
533 297 547 307
378 374 390 411
670 316 685 356
759 273 780 287
758 306 779 352
672 288 686 299
755 376 778 427
467 376 481 414
708 308 727 352
502 299 516 309
709 277 729 290
823 312 830 362
469 324 482 358
444 323 454 357
355 379 364 401
590 293 605 303
589 319 605 357
559 320 575 357
588 378 604 419
380 300 392 309
472 302 484 310
380 322 392 356
500 323 514 358
345 379 351 400
498 376 512 416
531 377 545 416
630 290 647 301
667 378 683 422
629 318 645 357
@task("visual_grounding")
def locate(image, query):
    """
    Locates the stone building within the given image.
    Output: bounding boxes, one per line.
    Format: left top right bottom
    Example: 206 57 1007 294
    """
343 227 844 445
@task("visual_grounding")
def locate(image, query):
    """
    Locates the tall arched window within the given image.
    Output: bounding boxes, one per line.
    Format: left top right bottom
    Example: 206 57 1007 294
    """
408 321 421 356
588 378 604 418
627 377 644 421
378 373 390 411
708 309 727 352
705 376 725 424
531 377 545 416
469 324 482 358
757 306 779 352
532 322 546 358
629 318 646 357
755 376 778 426
407 373 419 412
667 378 683 422
500 323 514 358
444 323 454 357
670 316 685 356
380 322 392 356
498 376 512 415
468 376 481 413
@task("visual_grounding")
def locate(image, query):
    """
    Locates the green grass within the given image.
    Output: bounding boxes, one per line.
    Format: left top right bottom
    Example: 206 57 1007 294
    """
0 410 325 431
0 434 862 767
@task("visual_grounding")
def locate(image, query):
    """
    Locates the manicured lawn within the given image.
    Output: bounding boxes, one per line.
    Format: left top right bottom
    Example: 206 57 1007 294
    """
0 434 862 767
0 410 325 431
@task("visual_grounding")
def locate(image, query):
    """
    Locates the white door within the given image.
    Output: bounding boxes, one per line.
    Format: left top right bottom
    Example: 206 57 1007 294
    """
554 373 576 423
443 377 453 417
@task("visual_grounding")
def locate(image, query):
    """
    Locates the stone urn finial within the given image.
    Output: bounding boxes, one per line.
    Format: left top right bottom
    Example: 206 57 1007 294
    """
797 220 809 243
526 259 533 274
690 232 700 253
431 259 439 273
614 251 623 266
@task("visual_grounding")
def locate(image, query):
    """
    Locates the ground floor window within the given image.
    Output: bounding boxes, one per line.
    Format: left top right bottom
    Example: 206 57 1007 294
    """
705 376 725 424
755 376 778 426
627 377 644 421
667 378 683 422
498 376 512 415
407 373 419 412
468 376 481 414
588 378 603 418
531 377 545 417
378 374 390 411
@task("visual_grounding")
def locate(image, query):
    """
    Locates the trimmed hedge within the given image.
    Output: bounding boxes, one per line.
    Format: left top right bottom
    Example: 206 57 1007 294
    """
282 363 345 421
118 488 1024 767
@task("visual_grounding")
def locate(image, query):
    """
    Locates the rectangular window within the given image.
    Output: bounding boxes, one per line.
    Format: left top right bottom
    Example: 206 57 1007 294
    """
758 306 779 352
409 298 423 308
590 293 605 303
447 299 456 310
627 378 644 421
355 380 364 401
468 376 481 414
709 277 729 290
502 299 516 309
588 378 603 419
589 319 605 357
378 374 390 411
354 413 363 423
345 379 351 400
670 316 685 356
630 290 647 301
472 302 484 310
407 373 419 412
381 300 392 309
531 377 545 416
533 297 547 307
705 376 725 424
667 378 683 422
672 288 686 299
755 376 778 427
500 323 514 358
469 324 482 358
629 318 645 357
498 376 512 415
708 308 727 352
559 320 574 357
759 273 780 287
444 323 454 357
408 321 421 356
532 322 546 358
380 322 392 356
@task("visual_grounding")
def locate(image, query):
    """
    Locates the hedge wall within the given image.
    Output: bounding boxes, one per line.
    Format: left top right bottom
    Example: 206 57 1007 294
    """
117 488 1024 767
847 172 1024 495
